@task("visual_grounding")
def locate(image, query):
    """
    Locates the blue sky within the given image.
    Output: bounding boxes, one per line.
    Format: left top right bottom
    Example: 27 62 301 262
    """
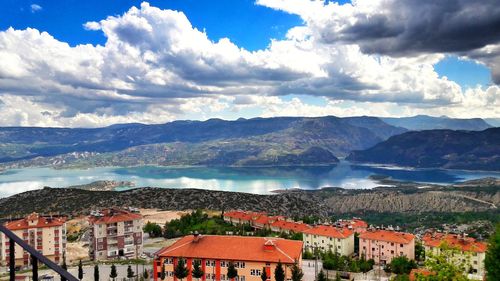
0 0 498 127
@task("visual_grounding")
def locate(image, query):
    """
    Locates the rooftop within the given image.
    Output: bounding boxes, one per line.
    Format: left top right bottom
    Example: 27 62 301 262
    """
271 220 311 232
422 233 487 253
156 235 303 263
5 213 66 231
303 225 354 239
359 229 415 244
89 208 142 225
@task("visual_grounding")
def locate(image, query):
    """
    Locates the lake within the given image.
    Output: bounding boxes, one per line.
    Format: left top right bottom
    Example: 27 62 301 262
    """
0 161 499 197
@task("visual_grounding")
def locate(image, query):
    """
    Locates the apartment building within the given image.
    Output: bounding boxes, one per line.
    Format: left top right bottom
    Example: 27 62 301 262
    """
88 208 143 260
422 232 487 279
153 235 303 281
302 225 355 256
269 221 311 234
359 229 415 264
0 213 66 267
334 218 368 234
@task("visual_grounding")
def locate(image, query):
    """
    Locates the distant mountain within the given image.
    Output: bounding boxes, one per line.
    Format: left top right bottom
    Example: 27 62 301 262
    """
347 128 500 171
381 115 492 131
0 116 407 167
485 118 500 127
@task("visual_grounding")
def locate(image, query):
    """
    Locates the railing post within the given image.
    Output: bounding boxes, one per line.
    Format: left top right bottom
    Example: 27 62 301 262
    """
9 238 15 281
32 254 39 281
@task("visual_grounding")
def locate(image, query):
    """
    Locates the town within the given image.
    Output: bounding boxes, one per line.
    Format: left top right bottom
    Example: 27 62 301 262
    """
0 208 496 281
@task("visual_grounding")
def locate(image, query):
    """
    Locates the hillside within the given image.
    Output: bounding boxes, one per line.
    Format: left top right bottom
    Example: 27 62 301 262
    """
0 116 406 168
381 115 492 131
0 182 498 218
347 128 500 171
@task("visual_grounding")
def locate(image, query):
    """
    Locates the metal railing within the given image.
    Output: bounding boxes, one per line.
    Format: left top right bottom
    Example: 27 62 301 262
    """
0 224 78 281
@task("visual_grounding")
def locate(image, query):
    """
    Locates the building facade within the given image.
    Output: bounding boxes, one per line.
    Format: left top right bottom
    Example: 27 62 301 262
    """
302 225 355 256
422 233 487 279
88 208 143 260
359 230 415 264
0 213 66 267
154 235 303 281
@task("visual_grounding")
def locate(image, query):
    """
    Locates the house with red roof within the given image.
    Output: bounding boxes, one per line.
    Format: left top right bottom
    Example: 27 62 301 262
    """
335 218 368 234
359 229 415 264
422 232 487 279
153 234 303 281
269 220 311 234
88 208 143 260
302 225 355 256
0 213 66 267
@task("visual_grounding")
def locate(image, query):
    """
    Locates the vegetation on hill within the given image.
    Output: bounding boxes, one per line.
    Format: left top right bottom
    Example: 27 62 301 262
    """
381 115 492 131
347 128 500 171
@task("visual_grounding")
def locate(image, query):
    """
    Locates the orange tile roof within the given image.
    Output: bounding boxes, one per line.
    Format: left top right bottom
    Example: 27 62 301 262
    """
5 213 66 231
409 269 434 281
253 215 271 225
422 233 487 253
89 209 142 225
271 220 311 232
359 230 414 244
157 235 303 263
303 225 354 239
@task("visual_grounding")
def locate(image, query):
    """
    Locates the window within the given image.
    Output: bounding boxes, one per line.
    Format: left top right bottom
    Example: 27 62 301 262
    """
337 238 340 242
164 258 173 265
337 246 341 249
400 244 403 247
381 245 384 249
251 269 262 276
391 243 394 246
391 250 394 254
372 248 375 252
221 261 227 267
400 252 403 256
362 246 366 250
205 260 216 267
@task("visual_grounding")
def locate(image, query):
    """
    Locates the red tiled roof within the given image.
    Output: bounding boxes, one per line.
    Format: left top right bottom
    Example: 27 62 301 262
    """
409 269 434 281
359 230 414 244
422 233 487 253
157 235 303 263
89 209 142 225
271 220 311 232
303 225 354 239
5 213 65 231
253 215 271 225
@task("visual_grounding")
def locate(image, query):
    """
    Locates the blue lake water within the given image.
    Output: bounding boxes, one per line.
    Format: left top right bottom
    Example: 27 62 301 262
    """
0 161 499 197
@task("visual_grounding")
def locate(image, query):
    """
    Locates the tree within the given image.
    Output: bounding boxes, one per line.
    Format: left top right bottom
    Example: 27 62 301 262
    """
61 256 68 281
335 272 341 281
110 264 118 281
274 261 285 281
94 265 99 281
291 262 303 281
143 269 149 281
260 267 268 281
485 223 500 281
388 256 417 275
78 260 84 281
160 264 166 281
127 265 135 280
418 246 470 281
316 270 327 281
227 262 238 281
143 222 163 238
174 258 189 281
415 242 425 262
192 260 204 281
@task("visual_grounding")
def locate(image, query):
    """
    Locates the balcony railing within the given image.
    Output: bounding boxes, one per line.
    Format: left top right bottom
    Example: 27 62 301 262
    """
0 224 78 281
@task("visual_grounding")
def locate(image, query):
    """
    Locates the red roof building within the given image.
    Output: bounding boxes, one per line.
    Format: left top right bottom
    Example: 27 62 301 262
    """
359 230 415 264
154 235 303 281
302 225 355 256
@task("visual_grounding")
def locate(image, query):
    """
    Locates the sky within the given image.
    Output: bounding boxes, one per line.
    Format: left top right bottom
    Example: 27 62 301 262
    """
0 0 499 127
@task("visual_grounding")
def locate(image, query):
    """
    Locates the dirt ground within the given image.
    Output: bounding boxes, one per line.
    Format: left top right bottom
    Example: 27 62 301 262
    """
139 209 190 225
66 241 90 264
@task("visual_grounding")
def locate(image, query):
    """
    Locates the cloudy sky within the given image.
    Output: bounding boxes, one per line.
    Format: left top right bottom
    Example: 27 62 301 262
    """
0 0 499 127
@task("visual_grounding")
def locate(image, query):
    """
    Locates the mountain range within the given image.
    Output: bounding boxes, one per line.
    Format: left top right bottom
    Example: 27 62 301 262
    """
347 128 500 171
0 115 497 169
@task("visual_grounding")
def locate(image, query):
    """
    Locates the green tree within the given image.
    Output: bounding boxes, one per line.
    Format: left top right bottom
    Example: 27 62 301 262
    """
127 265 135 279
94 265 99 281
110 264 118 281
415 242 425 262
227 262 238 281
174 258 189 281
260 267 268 281
143 269 149 281
316 270 327 281
392 274 410 281
61 256 68 281
303 249 314 259
274 261 285 281
192 260 204 281
388 256 417 275
160 264 166 280
78 260 84 281
143 222 163 238
418 245 470 281
485 223 500 281
291 262 303 281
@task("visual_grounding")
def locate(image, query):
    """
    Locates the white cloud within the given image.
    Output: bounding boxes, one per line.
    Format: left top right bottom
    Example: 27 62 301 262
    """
30 4 42 13
0 1 498 127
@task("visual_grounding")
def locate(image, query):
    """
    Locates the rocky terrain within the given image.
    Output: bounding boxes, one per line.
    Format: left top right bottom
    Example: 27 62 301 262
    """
0 178 498 219
67 180 135 191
